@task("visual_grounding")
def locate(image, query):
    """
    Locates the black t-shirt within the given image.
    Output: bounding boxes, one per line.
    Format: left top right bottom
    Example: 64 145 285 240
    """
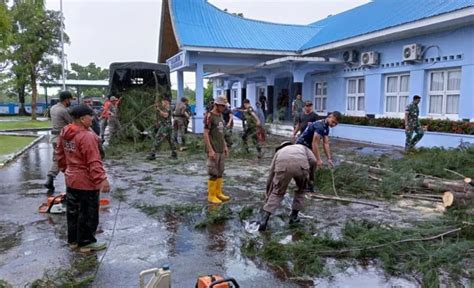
222 107 232 125
298 112 319 133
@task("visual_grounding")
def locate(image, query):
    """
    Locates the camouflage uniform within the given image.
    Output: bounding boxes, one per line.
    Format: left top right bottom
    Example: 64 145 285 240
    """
149 104 176 159
242 107 262 157
292 99 304 126
173 101 189 147
405 102 424 150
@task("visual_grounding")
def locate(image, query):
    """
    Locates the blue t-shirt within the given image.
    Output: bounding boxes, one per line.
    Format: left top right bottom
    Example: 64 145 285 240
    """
296 119 330 148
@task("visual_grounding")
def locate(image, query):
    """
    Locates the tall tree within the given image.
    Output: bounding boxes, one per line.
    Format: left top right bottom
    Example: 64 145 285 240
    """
9 0 67 119
68 62 109 97
0 0 11 69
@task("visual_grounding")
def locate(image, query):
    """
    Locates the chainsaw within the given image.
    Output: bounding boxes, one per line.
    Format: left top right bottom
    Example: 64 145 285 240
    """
38 193 110 214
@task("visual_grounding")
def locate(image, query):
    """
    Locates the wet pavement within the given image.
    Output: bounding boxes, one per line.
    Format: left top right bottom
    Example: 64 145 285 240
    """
0 132 442 287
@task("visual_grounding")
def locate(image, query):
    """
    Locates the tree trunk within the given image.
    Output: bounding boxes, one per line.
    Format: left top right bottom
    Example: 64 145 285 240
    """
17 83 29 116
30 68 37 120
443 191 474 208
422 178 471 193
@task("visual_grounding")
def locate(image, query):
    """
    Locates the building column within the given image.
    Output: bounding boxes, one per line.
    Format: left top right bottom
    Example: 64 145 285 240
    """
365 74 383 117
267 85 274 119
459 65 473 120
193 63 204 133
177 70 184 99
266 74 275 121
225 89 231 104
409 70 425 116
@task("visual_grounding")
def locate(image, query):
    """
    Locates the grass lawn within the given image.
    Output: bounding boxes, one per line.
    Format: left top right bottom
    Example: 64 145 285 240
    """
0 120 51 130
0 135 36 160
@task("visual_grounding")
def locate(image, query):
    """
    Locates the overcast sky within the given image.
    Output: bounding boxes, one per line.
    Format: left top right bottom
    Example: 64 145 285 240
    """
45 0 370 88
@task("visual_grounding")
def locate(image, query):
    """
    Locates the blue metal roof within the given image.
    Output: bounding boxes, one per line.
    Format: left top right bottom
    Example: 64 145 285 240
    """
301 0 474 50
170 0 319 52
169 0 474 53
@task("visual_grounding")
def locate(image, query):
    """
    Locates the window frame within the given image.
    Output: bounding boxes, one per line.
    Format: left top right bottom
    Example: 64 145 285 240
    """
384 73 410 117
427 68 461 119
314 81 328 115
346 77 365 116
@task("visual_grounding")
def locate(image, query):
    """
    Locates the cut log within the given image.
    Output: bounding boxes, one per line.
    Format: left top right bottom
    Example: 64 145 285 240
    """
443 191 474 208
422 179 471 193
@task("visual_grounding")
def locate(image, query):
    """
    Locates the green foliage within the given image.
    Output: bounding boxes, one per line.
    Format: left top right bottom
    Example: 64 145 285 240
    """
7 1 67 119
340 116 474 135
195 205 233 229
315 146 474 199
67 63 109 96
243 216 474 286
380 146 474 180
30 255 97 288
114 88 160 142
238 206 254 220
204 80 213 104
0 1 11 52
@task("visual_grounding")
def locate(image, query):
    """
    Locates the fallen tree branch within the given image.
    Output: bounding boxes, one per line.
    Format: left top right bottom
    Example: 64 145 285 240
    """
340 159 391 175
306 194 380 208
444 168 472 184
317 227 462 256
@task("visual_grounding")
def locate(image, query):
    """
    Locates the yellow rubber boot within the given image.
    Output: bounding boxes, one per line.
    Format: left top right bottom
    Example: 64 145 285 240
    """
208 179 222 204
216 178 230 202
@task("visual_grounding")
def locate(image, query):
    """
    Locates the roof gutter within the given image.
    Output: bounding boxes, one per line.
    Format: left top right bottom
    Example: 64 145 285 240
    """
182 45 299 56
301 6 474 55
255 56 343 68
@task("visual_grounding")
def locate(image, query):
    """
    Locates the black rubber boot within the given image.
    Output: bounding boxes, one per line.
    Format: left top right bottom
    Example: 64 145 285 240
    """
44 176 55 190
258 211 271 231
289 210 300 225
146 153 156 160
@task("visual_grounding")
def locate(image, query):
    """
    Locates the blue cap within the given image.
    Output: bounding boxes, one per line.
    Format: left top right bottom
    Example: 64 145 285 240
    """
162 264 170 271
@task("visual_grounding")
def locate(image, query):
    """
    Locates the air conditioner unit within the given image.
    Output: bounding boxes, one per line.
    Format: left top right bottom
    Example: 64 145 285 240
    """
360 51 380 66
403 44 423 62
342 50 359 64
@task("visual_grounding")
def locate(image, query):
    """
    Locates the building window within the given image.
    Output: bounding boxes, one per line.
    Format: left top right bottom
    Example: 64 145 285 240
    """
314 81 327 113
347 78 365 113
385 74 410 115
231 89 239 108
428 69 461 116
216 89 223 97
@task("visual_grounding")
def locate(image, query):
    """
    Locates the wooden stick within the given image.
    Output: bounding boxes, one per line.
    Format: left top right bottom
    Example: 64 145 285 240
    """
306 194 380 208
444 168 472 184
330 168 339 197
409 193 443 198
317 227 462 256
398 194 442 202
